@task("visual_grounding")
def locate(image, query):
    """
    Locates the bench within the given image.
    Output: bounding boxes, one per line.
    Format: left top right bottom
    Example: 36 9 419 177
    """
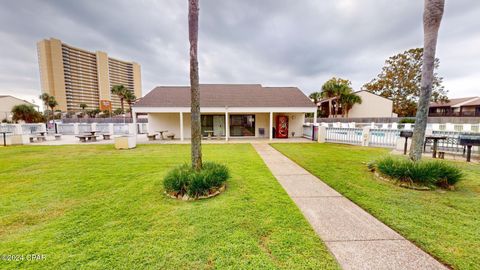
54 134 62 140
167 134 175 140
438 151 445 159
29 135 46 143
76 135 99 142
102 134 111 140
147 134 157 141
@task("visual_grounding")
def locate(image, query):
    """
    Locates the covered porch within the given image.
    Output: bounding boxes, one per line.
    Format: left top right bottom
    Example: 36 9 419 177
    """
132 107 317 141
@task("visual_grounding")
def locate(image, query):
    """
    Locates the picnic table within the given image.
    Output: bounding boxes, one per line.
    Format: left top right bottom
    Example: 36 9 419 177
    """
76 135 99 142
425 135 447 158
1 131 12 146
29 135 47 143
459 135 480 162
156 130 168 140
204 130 214 140
87 130 100 135
35 131 47 136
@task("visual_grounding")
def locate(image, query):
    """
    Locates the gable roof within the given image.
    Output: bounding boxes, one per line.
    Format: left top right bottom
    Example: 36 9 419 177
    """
317 90 391 104
0 95 38 107
430 97 479 108
134 84 316 108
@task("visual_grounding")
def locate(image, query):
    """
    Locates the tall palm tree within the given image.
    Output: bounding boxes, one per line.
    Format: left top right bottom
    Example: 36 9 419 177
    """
410 0 445 161
189 0 202 171
39 93 51 125
338 92 362 117
111 85 128 114
47 96 58 122
321 78 352 117
124 91 137 115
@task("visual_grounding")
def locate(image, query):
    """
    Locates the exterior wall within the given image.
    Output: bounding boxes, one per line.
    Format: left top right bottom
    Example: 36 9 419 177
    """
345 91 393 118
96 51 111 101
37 38 68 111
132 62 142 98
37 38 141 112
0 96 39 121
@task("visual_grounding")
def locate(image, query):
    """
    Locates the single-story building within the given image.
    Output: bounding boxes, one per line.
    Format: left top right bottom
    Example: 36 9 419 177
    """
132 84 317 140
0 95 40 121
317 90 395 118
429 96 480 117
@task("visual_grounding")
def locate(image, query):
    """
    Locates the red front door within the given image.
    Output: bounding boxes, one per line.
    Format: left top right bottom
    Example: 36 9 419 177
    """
276 115 289 138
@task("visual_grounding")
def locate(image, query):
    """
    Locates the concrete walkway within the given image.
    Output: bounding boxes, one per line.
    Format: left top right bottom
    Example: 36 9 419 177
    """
253 144 447 270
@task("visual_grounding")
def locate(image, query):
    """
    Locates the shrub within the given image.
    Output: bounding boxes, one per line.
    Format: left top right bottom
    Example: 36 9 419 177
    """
163 162 229 198
399 118 416 123
374 157 463 188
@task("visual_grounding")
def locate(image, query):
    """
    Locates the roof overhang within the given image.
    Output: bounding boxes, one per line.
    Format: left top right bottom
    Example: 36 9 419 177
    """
133 106 316 114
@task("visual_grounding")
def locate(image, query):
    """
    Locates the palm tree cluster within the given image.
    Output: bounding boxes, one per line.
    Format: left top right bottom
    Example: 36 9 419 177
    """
111 85 137 114
11 104 44 123
310 77 362 118
39 93 58 123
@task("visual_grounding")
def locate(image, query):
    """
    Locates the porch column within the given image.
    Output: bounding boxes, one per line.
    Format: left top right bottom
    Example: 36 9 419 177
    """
269 112 273 140
225 111 229 141
313 110 317 125
179 112 184 141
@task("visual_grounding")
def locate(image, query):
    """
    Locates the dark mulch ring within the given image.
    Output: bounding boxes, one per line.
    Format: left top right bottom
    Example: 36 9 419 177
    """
165 184 227 201
373 171 433 191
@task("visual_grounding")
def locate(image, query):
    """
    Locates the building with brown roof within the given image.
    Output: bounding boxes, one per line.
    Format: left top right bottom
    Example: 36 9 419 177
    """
429 97 480 117
133 84 317 140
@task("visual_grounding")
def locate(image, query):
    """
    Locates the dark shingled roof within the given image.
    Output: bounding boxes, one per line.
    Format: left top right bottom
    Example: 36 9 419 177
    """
134 84 316 108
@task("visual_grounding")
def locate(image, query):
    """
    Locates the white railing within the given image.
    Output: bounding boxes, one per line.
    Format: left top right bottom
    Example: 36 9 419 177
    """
113 123 129 135
21 124 45 134
0 124 17 133
302 125 318 140
96 123 111 134
369 129 401 148
325 127 363 145
78 123 92 133
57 124 75 134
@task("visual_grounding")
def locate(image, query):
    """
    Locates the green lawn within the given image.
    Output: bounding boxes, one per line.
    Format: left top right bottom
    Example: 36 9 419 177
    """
0 144 338 269
271 143 480 270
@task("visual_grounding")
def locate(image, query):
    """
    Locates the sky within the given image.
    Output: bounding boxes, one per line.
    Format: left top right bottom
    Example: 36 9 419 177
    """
0 0 479 108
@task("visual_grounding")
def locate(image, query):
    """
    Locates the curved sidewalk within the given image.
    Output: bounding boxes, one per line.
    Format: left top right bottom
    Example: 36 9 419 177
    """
253 143 447 270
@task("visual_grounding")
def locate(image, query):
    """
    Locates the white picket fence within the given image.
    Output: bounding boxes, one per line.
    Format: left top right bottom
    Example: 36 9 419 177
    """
0 123 148 135
319 126 479 152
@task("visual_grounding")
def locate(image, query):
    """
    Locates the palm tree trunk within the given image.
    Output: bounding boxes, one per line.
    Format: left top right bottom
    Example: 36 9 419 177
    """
410 0 445 161
120 98 125 114
189 0 202 171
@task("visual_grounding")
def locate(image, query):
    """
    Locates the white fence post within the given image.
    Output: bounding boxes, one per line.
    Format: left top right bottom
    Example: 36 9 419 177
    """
128 124 136 134
318 126 327 143
73 123 79 135
362 127 370 146
15 124 22 135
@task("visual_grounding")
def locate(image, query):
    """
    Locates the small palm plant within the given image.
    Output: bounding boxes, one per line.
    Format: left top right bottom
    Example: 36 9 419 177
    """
79 103 87 116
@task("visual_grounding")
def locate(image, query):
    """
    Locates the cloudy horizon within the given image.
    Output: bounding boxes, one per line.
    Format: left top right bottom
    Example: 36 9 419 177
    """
1 0 479 107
